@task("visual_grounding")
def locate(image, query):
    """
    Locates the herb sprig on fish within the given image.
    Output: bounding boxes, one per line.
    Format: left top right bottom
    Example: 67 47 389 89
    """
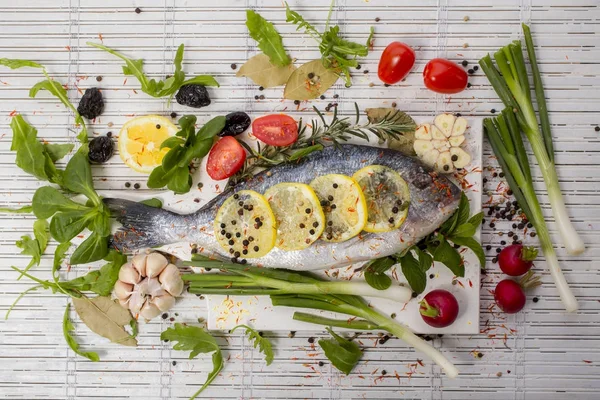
234 105 416 183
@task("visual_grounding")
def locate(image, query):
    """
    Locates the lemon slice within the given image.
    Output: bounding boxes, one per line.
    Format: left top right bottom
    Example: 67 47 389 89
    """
264 183 325 251
214 190 276 258
310 174 367 242
353 165 411 233
118 115 178 173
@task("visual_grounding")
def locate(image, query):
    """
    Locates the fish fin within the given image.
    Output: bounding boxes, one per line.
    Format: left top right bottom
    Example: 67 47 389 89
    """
104 198 180 252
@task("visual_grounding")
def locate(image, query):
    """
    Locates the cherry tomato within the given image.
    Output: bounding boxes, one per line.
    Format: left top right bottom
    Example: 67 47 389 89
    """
206 136 246 180
252 114 298 147
378 42 416 84
423 58 468 94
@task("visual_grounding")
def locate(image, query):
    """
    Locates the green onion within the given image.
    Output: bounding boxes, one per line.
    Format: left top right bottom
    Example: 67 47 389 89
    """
479 24 584 257
484 117 577 312
184 255 459 378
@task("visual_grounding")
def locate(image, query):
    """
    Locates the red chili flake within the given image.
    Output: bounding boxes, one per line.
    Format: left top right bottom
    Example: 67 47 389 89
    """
417 359 424 367
468 279 473 288
123 78 128 85
583 360 592 364
65 46 71 51
9 110 17 117
98 33 103 42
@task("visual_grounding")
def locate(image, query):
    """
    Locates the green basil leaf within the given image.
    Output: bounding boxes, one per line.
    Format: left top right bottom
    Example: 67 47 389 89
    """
44 143 74 162
363 257 395 291
439 208 460 235
433 237 464 277
162 146 184 171
449 236 486 270
246 10 291 67
50 210 92 243
146 166 171 189
0 58 44 69
140 198 163 208
70 232 108 265
467 211 484 229
32 186 90 219
63 146 100 204
456 192 470 226
451 223 476 238
231 324 274 366
63 303 100 362
160 136 185 150
318 327 362 375
414 248 433 272
167 166 192 195
399 251 427 294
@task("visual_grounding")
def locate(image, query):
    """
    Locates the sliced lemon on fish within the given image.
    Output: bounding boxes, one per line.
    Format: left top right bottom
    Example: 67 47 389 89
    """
310 174 367 243
353 165 410 233
214 190 276 258
118 115 178 173
264 183 325 251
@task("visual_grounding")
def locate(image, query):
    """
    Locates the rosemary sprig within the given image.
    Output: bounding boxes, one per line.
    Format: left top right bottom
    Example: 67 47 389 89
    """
234 104 415 183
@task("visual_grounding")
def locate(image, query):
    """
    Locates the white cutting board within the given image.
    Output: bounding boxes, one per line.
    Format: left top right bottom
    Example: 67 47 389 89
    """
115 115 482 334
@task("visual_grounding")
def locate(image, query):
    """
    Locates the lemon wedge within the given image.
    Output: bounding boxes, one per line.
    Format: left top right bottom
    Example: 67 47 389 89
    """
353 165 410 233
264 183 325 251
118 115 178 173
310 174 367 242
214 190 277 258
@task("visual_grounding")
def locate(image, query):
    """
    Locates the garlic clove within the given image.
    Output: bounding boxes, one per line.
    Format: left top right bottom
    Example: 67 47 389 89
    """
152 294 176 312
430 125 447 140
432 139 450 151
435 151 455 173
146 277 167 298
114 280 133 300
131 253 147 277
450 147 472 169
159 263 184 297
413 140 434 157
434 113 455 137
414 124 432 140
448 135 465 148
118 262 141 285
140 301 162 321
452 117 468 136
128 291 146 314
421 149 440 167
146 252 169 278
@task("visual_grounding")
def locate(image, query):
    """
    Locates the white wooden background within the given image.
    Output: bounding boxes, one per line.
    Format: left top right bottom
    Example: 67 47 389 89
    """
1 0 599 399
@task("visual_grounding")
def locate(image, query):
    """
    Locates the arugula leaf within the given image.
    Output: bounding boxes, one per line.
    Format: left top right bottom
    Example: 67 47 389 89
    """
70 232 108 265
33 219 49 251
433 237 464 277
246 10 290 67
51 241 75 296
398 251 427 294
0 205 33 214
63 303 100 362
363 257 395 290
231 324 274 366
10 115 50 182
285 2 373 87
318 327 362 375
87 42 219 99
0 58 44 69
44 143 74 162
148 115 226 194
161 323 224 399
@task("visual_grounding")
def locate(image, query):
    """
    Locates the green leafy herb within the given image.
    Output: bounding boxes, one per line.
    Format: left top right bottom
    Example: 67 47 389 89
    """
231 324 274 366
318 327 362 375
161 323 223 399
234 104 415 182
0 58 44 69
237 53 296 89
246 10 290 67
140 198 163 208
70 232 108 265
398 251 427 294
63 303 100 362
363 257 395 290
87 42 219 100
64 250 127 296
44 143 74 162
0 205 33 214
32 186 89 219
285 1 373 87
14 219 49 280
63 145 101 205
148 115 226 194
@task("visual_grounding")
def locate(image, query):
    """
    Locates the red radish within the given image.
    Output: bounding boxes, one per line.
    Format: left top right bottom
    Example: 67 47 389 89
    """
419 289 459 328
498 244 538 276
494 271 541 313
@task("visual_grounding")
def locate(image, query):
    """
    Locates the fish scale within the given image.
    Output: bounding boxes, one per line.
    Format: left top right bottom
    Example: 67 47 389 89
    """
106 144 461 270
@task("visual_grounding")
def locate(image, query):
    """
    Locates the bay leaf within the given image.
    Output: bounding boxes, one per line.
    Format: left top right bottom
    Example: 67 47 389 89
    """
73 296 137 347
284 59 339 100
236 53 296 89
366 107 417 156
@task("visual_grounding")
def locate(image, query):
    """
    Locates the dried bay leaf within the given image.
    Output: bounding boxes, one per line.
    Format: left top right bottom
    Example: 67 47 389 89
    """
73 296 137 347
284 59 339 100
366 108 417 156
236 53 296 89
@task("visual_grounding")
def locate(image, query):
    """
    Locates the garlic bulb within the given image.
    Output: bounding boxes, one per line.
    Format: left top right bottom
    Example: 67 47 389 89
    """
113 252 184 321
414 113 472 173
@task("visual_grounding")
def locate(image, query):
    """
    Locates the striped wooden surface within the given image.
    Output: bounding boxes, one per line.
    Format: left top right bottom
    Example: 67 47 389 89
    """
1 0 599 399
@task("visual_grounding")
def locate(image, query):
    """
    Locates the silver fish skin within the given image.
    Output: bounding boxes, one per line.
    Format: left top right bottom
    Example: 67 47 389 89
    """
106 144 461 271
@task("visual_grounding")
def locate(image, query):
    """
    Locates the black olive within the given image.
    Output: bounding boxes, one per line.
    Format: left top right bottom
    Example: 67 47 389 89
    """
88 136 114 164
175 84 211 108
77 87 104 119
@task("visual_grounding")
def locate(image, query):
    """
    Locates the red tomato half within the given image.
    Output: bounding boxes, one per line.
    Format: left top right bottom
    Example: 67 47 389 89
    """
423 58 468 94
378 42 416 84
252 114 298 147
206 136 246 180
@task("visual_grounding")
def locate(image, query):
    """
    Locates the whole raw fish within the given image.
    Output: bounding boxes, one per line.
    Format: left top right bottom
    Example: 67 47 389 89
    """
106 144 461 270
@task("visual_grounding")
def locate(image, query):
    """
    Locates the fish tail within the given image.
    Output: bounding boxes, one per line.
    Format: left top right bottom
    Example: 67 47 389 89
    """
104 198 186 252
